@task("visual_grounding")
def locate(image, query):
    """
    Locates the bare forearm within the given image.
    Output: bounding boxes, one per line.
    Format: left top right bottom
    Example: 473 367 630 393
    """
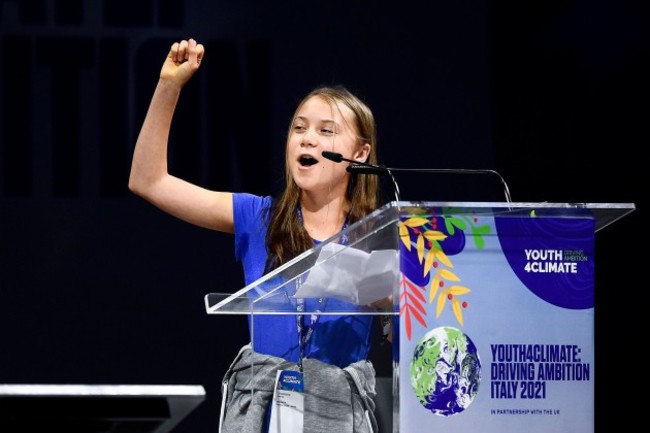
128 78 181 198
127 39 233 233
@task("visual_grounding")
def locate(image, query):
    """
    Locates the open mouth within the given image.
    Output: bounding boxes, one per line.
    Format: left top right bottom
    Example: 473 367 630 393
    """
299 155 318 167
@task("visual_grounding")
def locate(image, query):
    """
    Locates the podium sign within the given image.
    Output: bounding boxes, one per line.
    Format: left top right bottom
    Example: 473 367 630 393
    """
396 202 636 433
205 201 635 433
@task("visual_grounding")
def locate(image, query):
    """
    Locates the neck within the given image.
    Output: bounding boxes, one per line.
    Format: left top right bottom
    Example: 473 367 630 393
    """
299 196 349 242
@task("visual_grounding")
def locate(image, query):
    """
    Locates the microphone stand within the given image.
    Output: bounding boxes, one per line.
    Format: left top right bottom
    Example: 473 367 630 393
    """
321 151 401 202
357 166 513 203
351 165 402 203
321 151 512 203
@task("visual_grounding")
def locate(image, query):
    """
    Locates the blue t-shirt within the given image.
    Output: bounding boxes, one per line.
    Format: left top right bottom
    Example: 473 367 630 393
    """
232 192 374 368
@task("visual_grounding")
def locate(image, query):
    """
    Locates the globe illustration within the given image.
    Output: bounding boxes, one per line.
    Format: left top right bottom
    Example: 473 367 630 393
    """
410 326 481 416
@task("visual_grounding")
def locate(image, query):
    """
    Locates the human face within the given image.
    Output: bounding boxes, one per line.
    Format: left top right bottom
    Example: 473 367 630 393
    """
288 96 367 196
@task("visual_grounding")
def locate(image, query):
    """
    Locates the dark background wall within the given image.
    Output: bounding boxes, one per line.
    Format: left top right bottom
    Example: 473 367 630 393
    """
0 1 645 432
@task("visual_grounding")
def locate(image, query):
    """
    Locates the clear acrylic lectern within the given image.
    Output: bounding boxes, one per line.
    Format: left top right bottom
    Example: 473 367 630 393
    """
205 200 635 433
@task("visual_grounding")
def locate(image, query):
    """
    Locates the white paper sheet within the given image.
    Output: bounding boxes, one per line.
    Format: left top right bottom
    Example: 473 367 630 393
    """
294 243 399 305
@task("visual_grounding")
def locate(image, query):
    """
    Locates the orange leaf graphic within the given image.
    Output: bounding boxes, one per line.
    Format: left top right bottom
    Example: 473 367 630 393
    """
406 292 427 315
403 278 426 302
404 309 412 340
409 304 427 327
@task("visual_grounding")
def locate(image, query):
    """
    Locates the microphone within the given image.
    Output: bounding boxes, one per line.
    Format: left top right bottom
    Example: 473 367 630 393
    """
321 150 345 163
321 151 513 202
322 151 401 201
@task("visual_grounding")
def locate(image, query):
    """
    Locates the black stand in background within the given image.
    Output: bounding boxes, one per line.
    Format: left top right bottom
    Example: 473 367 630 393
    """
0 384 205 433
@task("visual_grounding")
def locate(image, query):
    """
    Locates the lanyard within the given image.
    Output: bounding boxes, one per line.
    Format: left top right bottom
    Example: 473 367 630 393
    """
295 286 323 372
295 204 349 371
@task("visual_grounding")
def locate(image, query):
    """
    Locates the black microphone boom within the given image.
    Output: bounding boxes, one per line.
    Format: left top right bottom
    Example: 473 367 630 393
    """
322 150 388 172
321 151 401 202
346 165 387 176
320 150 512 203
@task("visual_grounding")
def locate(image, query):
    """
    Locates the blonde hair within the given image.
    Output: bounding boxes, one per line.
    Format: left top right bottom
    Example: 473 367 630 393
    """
264 85 379 270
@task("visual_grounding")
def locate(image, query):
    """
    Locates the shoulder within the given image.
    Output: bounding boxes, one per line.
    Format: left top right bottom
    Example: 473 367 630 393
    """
233 193 273 215
233 193 273 233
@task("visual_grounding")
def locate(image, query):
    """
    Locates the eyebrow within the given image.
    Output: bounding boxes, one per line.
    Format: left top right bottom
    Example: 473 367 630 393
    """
294 115 337 124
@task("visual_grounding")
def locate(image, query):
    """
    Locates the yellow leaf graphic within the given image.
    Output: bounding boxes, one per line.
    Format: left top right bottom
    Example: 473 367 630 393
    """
403 217 430 228
436 291 447 317
429 274 440 303
448 285 471 296
423 230 447 242
423 249 435 277
439 268 461 281
417 234 424 263
452 298 464 326
434 249 453 268
399 222 411 251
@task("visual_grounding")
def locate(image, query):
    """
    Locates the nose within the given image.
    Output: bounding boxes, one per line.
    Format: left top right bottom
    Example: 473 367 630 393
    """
300 128 318 147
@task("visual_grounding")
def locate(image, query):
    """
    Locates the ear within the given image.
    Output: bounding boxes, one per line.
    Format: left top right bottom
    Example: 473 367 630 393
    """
353 143 371 163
